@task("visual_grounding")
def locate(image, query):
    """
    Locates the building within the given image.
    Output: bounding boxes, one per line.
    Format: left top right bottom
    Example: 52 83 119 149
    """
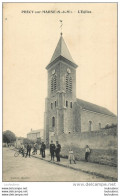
27 129 43 141
44 34 117 145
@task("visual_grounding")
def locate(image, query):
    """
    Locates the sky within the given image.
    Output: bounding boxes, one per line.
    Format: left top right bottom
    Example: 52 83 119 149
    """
3 3 117 137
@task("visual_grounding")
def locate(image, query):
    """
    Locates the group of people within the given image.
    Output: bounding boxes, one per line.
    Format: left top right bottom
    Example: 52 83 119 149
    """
68 145 91 164
38 140 61 162
19 141 91 163
19 143 32 158
19 140 62 162
19 142 47 158
49 142 91 164
50 140 61 162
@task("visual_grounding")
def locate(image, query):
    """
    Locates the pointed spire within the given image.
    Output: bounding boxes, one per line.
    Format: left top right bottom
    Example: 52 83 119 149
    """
49 35 75 64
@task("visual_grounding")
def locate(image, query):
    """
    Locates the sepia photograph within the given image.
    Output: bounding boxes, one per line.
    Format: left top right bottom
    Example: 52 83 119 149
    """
2 2 117 182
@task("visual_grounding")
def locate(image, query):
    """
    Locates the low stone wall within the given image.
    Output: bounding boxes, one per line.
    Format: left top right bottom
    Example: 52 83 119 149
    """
52 126 118 166
60 146 117 167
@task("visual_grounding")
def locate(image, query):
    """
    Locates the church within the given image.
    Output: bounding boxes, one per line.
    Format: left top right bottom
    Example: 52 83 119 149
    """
44 33 117 146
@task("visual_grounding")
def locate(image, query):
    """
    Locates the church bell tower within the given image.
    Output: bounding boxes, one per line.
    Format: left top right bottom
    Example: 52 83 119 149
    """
44 34 78 145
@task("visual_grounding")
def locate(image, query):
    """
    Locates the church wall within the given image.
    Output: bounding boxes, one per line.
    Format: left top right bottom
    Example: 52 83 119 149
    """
44 96 59 145
73 102 81 132
64 107 74 134
47 97 57 132
80 109 117 132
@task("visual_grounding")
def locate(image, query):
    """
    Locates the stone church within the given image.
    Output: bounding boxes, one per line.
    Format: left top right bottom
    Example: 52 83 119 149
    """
44 34 117 145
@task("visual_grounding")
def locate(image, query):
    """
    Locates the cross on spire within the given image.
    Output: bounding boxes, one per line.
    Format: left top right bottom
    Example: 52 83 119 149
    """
59 20 63 36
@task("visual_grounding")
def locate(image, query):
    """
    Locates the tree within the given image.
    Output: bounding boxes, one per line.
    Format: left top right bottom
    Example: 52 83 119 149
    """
3 130 16 144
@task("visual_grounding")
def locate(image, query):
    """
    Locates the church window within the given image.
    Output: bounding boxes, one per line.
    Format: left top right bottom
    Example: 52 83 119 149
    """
55 101 56 107
53 75 57 91
66 101 68 107
51 77 54 92
66 74 69 91
89 121 92 131
70 102 72 108
66 74 72 92
51 103 53 109
69 77 72 92
52 117 55 127
51 74 57 93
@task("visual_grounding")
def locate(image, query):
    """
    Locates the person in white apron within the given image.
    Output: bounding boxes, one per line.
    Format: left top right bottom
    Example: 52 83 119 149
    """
68 148 76 164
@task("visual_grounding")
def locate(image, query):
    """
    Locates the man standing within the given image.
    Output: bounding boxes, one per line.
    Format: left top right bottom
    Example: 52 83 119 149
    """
26 143 31 158
56 141 61 162
39 143 42 155
50 140 55 161
41 142 46 158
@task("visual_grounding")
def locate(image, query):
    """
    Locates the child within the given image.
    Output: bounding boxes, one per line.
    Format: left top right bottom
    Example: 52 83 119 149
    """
68 148 76 164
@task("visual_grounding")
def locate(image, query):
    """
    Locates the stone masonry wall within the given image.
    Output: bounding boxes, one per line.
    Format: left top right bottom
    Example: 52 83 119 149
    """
51 127 118 166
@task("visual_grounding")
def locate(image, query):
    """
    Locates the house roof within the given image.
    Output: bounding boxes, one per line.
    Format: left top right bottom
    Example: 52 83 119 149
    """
77 98 116 117
27 129 43 135
50 35 75 64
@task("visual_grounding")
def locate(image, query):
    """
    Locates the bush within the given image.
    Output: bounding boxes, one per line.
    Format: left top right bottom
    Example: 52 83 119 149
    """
105 124 117 129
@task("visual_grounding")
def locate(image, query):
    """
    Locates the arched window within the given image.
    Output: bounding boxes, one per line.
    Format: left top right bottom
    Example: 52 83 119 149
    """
55 101 56 107
51 75 57 93
69 77 72 92
66 100 68 107
52 117 55 127
66 74 72 92
89 121 92 131
66 74 69 91
53 75 57 91
51 77 54 92
51 103 53 109
70 102 72 108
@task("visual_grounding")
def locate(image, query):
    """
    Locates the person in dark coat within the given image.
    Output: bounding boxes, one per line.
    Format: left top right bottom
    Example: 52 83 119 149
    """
39 143 42 155
85 145 91 162
50 140 56 161
41 142 46 158
56 141 61 162
26 143 31 158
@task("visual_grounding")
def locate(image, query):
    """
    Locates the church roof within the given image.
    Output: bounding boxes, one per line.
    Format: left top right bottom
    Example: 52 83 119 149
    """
50 35 75 64
77 98 116 117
